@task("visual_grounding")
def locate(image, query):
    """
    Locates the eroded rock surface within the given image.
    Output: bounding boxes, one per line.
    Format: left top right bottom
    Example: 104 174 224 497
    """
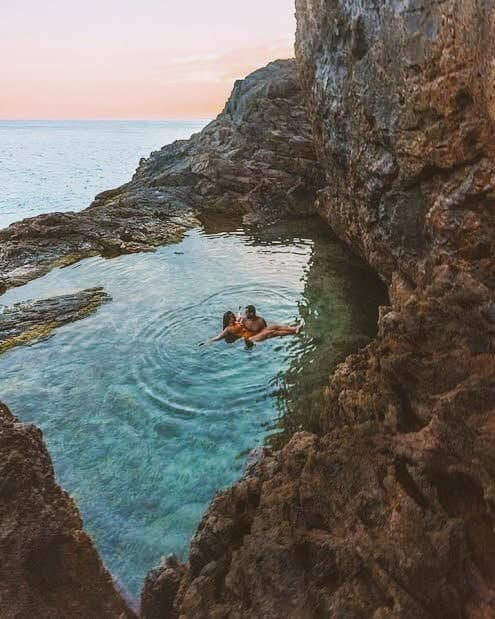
0 287 110 354
0 60 320 292
0 401 134 618
143 1 495 617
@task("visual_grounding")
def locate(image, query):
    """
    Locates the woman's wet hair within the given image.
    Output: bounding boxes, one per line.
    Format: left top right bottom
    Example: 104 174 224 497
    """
223 311 236 329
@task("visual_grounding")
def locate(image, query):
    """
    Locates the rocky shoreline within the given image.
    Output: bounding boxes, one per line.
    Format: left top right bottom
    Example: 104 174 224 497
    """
1 1 495 617
0 60 320 293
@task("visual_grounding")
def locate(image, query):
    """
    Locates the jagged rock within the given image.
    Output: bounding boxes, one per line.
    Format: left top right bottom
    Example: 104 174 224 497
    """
143 2 495 617
0 287 110 354
0 401 134 618
0 60 321 292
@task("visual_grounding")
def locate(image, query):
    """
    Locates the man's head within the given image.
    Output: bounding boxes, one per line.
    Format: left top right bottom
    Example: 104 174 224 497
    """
245 305 256 319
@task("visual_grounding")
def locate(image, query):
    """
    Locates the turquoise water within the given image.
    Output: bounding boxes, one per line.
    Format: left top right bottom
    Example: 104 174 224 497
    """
0 120 207 229
0 219 383 597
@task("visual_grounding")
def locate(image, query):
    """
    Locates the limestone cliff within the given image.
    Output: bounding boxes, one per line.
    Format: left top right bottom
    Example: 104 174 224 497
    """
143 2 495 617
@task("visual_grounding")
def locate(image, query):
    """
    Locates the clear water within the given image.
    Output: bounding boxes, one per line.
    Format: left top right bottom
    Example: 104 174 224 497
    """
0 120 207 229
0 219 384 598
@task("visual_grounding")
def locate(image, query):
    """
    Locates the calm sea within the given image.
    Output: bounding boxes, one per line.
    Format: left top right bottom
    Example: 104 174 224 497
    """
0 119 208 229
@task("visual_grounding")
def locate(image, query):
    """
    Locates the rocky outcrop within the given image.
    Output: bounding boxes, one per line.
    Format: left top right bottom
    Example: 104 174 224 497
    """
143 1 495 617
0 60 321 292
0 287 110 354
0 401 134 618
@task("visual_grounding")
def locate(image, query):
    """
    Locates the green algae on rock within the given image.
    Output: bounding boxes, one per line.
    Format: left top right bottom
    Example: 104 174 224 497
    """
0 287 110 354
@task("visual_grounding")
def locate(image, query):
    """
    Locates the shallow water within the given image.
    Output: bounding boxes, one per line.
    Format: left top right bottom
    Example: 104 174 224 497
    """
0 219 384 597
0 120 207 228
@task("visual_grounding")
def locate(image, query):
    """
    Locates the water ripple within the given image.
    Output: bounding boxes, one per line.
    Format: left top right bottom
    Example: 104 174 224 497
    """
132 283 299 421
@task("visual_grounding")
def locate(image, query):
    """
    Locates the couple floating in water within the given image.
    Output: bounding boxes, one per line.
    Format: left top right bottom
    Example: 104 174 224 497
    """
200 305 303 346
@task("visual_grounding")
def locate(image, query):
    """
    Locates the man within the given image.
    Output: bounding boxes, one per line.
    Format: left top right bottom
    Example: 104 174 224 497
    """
241 305 267 336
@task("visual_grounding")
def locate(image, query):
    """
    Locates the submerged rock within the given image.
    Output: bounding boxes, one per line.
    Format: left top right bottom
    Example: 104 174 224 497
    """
142 1 495 617
0 287 110 354
0 401 134 618
0 60 321 292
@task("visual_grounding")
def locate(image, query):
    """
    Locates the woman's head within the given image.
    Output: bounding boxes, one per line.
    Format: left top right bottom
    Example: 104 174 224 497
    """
223 311 236 329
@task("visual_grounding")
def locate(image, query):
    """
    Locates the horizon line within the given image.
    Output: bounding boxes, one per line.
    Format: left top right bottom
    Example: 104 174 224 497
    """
0 117 214 121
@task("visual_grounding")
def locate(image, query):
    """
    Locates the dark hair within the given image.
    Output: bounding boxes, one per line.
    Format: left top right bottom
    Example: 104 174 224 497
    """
223 311 236 329
246 305 256 315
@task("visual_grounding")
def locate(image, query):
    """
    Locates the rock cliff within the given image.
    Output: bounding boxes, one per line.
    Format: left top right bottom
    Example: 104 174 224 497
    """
0 60 320 292
143 1 495 617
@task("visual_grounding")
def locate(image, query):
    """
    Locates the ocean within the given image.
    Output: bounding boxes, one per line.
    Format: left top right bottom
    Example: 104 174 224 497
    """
0 119 208 229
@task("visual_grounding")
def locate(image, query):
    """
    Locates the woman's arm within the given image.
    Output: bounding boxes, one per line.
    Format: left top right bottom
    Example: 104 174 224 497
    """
199 327 230 346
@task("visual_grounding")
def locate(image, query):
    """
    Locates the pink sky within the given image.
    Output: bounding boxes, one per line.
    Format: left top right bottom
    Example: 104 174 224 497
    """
1 0 295 119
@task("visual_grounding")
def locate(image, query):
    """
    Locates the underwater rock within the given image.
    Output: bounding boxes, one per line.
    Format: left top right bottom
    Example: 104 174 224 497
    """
143 1 495 617
0 287 110 354
0 401 134 618
0 60 321 292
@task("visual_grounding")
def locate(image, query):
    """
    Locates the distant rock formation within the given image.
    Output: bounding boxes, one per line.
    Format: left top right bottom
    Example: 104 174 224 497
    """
0 287 110 354
0 401 134 618
142 1 495 617
0 60 321 292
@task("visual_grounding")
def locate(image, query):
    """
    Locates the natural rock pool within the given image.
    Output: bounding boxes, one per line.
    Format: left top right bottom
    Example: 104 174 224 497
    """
0 218 385 597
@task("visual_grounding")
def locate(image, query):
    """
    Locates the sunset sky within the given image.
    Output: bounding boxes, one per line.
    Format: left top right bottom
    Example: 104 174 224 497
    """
1 0 296 119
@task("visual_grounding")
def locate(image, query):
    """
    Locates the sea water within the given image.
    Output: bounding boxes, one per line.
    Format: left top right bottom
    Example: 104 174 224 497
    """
0 219 384 597
0 119 207 229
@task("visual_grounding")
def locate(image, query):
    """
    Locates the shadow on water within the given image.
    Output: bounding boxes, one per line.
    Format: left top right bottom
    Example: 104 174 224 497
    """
249 218 387 448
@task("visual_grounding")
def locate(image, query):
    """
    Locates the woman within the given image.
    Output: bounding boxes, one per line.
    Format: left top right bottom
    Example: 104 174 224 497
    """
200 310 302 346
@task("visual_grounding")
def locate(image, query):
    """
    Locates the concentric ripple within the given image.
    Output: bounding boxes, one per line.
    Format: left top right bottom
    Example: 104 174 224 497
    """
134 284 299 419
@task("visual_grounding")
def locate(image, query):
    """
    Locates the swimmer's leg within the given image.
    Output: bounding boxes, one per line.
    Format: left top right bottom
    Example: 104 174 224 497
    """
248 327 275 342
248 326 295 342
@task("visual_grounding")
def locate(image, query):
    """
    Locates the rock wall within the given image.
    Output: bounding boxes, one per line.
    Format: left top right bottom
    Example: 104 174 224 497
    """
296 0 495 284
2 3 494 614
0 402 133 618
143 1 495 617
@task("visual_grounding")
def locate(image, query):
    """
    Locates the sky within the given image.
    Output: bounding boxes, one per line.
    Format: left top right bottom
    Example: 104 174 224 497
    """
0 0 296 119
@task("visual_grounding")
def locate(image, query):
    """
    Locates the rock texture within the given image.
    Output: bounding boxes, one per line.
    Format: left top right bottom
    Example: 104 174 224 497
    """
0 60 320 292
142 1 495 617
0 401 134 618
0 287 110 354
